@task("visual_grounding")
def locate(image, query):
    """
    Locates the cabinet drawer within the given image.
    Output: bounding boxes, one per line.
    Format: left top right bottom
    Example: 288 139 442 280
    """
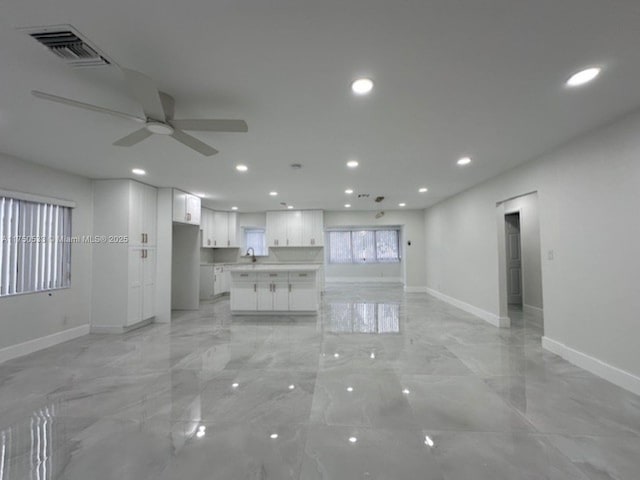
232 272 256 281
290 271 316 280
257 272 289 280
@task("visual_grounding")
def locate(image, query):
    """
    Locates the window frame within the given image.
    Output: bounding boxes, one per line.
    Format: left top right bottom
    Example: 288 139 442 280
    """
0 192 73 298
242 227 268 256
326 227 401 265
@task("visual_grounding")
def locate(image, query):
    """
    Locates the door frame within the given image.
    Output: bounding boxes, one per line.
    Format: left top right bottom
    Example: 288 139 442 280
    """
504 209 525 307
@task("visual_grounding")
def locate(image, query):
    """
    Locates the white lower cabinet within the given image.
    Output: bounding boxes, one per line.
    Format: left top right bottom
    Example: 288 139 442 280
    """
230 269 319 313
127 247 156 327
230 272 257 310
200 265 231 300
288 272 318 311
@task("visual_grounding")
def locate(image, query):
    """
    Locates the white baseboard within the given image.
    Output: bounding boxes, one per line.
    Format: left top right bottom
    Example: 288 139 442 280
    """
0 324 90 364
325 277 402 284
404 286 428 293
426 288 510 328
91 317 154 334
542 336 640 396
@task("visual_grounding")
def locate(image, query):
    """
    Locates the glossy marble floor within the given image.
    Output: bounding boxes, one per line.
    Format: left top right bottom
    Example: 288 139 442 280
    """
1 285 639 479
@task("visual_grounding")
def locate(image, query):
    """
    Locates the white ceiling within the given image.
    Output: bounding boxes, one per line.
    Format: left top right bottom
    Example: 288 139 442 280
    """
1 0 640 211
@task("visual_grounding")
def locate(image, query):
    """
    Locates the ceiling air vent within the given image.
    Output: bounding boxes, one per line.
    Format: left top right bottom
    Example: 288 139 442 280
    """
22 25 112 67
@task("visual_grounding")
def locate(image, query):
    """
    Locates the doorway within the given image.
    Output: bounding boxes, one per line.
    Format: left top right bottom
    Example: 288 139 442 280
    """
496 192 544 331
505 212 523 307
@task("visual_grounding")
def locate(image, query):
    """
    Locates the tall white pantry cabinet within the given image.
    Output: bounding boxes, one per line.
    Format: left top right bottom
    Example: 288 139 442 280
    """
91 179 157 333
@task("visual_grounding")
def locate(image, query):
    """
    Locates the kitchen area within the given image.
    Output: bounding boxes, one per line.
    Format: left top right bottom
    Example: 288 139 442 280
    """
197 208 325 315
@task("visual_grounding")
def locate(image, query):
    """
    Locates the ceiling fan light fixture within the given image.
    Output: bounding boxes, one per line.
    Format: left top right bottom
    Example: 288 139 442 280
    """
145 121 174 135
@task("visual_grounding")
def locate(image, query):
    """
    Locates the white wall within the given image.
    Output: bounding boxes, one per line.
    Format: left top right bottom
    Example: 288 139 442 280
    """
503 193 543 310
424 109 640 386
324 210 426 289
0 153 92 350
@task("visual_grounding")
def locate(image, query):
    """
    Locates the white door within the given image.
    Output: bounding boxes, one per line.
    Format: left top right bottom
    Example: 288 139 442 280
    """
286 210 303 246
127 247 143 326
257 282 274 311
273 281 290 310
227 213 238 247
302 210 323 246
142 248 156 320
142 184 157 246
186 195 201 225
172 190 187 223
289 282 318 311
213 212 228 247
505 213 523 305
266 211 286 247
231 282 257 310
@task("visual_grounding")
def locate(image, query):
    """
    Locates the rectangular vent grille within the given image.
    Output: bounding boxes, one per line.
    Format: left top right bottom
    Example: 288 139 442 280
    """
25 25 111 67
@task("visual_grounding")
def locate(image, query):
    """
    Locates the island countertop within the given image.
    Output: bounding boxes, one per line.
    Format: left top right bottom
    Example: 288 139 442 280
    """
227 264 322 273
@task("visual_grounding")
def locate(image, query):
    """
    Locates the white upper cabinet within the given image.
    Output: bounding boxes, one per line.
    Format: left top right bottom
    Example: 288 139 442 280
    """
266 211 288 247
173 189 201 225
266 210 324 248
302 210 324 246
129 181 157 246
201 208 238 248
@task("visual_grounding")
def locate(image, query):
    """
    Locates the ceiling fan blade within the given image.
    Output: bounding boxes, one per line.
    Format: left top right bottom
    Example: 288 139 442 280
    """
171 129 218 156
170 119 248 132
113 128 153 147
31 90 145 123
159 92 175 120
121 68 166 121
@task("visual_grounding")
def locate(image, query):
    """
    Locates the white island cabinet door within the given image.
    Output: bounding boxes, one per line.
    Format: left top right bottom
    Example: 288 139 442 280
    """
289 282 318 311
231 281 257 310
273 281 290 311
257 282 273 311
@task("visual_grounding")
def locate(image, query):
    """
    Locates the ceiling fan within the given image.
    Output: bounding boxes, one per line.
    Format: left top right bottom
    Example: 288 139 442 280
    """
31 68 247 156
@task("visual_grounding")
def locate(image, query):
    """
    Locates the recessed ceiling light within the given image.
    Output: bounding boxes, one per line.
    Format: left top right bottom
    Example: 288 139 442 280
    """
419 187 428 193
287 205 294 209
270 433 279 440
398 203 406 207
231 206 238 211
347 160 359 168
425 436 435 447
457 157 472 166
402 388 410 394
348 436 358 443
345 189 354 195
196 430 205 438
347 386 354 392
236 164 248 172
351 78 374 95
566 67 601 87
131 168 146 176
288 384 295 390
370 352 376 359
231 382 239 388
344 204 351 208
269 191 278 196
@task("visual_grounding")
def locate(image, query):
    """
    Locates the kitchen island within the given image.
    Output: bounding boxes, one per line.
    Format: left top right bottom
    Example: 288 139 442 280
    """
228 264 321 314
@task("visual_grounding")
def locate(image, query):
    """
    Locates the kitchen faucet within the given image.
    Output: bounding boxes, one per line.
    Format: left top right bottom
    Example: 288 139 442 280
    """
245 247 257 263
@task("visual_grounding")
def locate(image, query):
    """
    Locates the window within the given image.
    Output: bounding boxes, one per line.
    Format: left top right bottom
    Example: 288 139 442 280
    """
0 196 72 296
328 228 400 264
244 228 267 256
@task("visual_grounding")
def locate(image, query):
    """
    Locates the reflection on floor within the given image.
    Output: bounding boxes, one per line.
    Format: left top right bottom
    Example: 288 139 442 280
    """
0 284 639 479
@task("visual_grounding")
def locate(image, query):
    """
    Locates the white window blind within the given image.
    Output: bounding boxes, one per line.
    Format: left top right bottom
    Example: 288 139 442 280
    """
0 197 72 297
328 229 400 264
